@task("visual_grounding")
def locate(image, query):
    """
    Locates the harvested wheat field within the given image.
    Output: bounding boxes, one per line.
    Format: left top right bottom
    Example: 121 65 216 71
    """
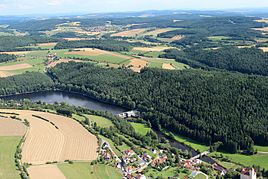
255 19 268 23
143 28 176 36
133 46 173 52
0 63 32 71
0 51 31 55
63 38 92 41
162 63 175 70
128 58 148 72
37 42 57 47
28 165 66 179
254 27 268 32
111 28 148 37
0 109 98 165
65 48 132 59
171 35 184 41
0 118 25 136
259 47 268 52
0 71 13 78
47 59 83 68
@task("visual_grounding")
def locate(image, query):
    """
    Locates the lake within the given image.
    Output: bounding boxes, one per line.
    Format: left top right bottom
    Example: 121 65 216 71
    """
2 91 127 115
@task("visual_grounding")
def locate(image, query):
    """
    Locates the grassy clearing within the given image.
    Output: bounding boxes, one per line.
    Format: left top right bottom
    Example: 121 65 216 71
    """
165 131 209 152
58 163 122 179
146 58 189 70
130 122 151 136
144 51 164 58
85 115 114 128
210 152 268 169
72 114 85 122
0 136 21 179
254 145 268 152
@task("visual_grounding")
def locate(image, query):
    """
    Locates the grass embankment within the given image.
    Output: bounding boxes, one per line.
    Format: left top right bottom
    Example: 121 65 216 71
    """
86 115 114 128
130 122 151 136
164 131 209 152
0 136 21 179
58 163 122 179
210 152 268 170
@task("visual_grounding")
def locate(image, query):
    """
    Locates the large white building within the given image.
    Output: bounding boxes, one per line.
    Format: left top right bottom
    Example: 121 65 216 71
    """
240 168 256 179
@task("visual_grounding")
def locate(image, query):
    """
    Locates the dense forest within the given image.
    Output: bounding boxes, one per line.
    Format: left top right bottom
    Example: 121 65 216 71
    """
48 62 268 153
54 39 145 51
0 54 16 63
0 36 58 52
0 72 54 96
161 47 268 76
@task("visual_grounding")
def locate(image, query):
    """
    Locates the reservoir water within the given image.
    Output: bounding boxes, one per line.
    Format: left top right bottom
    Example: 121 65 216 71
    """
2 91 126 115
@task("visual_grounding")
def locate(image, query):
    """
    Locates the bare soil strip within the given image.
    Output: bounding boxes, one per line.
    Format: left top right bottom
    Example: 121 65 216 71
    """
0 63 32 71
0 109 98 165
0 118 25 136
162 63 175 70
28 165 66 179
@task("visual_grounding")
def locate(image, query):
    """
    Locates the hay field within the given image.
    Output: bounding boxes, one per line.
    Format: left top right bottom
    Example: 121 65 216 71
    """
111 28 148 37
0 118 25 136
127 58 148 72
133 46 173 52
171 35 184 41
28 165 66 179
0 63 32 71
162 63 175 70
0 51 31 55
0 109 98 165
37 42 57 47
255 19 268 23
143 28 178 36
0 71 13 77
259 47 268 52
47 59 83 68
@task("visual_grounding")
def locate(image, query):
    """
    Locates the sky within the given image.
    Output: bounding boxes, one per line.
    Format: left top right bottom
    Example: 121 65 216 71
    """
1 0 268 15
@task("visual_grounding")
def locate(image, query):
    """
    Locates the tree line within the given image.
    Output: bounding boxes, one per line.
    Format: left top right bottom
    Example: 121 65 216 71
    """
0 54 16 63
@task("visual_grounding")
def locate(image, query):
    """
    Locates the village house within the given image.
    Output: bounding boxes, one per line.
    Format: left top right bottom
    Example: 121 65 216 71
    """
151 155 168 167
240 168 256 179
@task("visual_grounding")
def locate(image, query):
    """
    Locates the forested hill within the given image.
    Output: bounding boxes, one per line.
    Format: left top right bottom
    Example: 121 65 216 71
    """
161 47 268 76
49 62 268 153
0 72 54 96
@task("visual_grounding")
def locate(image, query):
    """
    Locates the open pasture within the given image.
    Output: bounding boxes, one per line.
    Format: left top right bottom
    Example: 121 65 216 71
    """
0 137 22 179
0 63 32 71
111 28 149 37
58 48 132 64
58 163 122 179
0 109 98 165
28 165 66 179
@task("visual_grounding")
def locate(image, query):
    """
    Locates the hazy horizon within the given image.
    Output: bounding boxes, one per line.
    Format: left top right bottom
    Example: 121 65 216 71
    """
1 0 268 16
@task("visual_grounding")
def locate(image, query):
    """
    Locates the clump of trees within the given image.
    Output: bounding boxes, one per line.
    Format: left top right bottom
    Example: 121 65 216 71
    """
0 54 16 63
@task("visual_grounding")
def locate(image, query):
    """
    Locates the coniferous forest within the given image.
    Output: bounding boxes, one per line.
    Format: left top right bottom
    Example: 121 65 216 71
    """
48 62 268 153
